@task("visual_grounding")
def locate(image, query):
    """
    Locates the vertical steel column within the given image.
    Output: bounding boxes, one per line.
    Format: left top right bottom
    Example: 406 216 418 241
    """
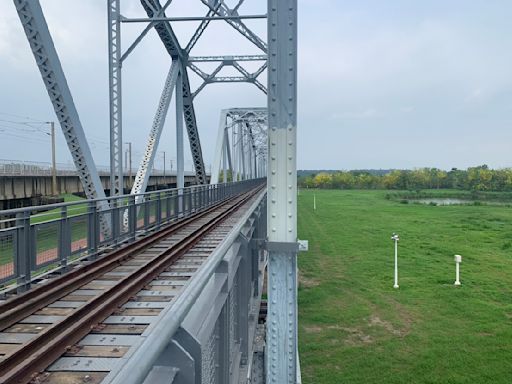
176 69 185 215
210 110 228 184
223 143 228 183
266 0 298 383
108 0 123 196
240 123 246 180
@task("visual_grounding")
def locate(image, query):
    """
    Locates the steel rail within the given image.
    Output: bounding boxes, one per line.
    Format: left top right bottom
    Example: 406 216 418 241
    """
0 185 263 384
0 194 231 331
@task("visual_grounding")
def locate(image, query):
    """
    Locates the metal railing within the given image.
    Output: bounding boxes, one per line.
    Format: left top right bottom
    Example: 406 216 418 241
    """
109 187 268 384
0 159 200 177
0 179 264 292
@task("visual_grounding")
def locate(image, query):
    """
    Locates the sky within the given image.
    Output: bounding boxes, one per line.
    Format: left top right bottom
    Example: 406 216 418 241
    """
1 0 512 171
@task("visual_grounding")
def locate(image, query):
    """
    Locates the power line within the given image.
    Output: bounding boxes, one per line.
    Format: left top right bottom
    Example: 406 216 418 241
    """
0 111 47 123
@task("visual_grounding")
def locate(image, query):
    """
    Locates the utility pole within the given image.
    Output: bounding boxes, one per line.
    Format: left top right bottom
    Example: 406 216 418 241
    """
50 121 57 196
163 151 166 179
125 142 132 187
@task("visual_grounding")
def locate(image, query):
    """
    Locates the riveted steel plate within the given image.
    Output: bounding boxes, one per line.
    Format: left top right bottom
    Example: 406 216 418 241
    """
112 266 138 272
175 260 202 265
82 281 118 289
96 275 124 281
91 324 147 335
34 371 107 384
122 261 146 266
165 267 197 273
20 315 65 324
103 271 130 276
73 289 104 296
65 345 130 358
122 302 166 309
103 316 157 325
159 271 193 278
48 357 120 372
133 296 173 302
4 324 48 333
150 280 185 286
79 335 139 346
61 295 94 302
0 343 20 356
116 308 161 316
0 332 35 343
48 301 85 308
136 290 175 297
148 285 180 292
36 307 74 316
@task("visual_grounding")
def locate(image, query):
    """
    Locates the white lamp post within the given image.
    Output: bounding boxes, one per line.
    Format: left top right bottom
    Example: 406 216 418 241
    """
391 233 400 289
454 254 462 286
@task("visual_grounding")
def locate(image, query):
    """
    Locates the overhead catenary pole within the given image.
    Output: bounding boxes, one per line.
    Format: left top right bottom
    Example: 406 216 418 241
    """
266 0 298 382
126 142 132 187
163 151 166 180
50 121 57 196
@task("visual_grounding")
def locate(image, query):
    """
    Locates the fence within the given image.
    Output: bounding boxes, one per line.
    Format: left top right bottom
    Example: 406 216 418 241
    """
0 159 199 177
0 179 264 292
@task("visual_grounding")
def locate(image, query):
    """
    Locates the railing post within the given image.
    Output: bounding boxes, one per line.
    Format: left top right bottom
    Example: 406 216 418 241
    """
59 206 71 271
144 196 150 229
87 200 98 258
15 211 31 293
128 195 136 241
111 198 120 245
165 191 171 223
156 192 162 229
187 188 192 214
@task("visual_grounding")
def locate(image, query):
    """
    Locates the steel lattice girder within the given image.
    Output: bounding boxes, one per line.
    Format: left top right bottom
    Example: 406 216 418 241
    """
200 0 267 52
140 0 207 185
108 0 124 196
131 60 180 198
211 108 267 184
13 0 111 234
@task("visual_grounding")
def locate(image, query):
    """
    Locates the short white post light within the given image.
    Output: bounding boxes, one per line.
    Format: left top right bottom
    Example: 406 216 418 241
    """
313 194 316 211
391 233 400 289
454 254 462 286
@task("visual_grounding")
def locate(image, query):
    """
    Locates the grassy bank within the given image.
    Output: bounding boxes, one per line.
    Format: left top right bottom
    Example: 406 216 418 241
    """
297 189 512 383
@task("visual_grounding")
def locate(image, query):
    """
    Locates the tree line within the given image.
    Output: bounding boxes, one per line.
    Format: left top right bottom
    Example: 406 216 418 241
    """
298 165 512 191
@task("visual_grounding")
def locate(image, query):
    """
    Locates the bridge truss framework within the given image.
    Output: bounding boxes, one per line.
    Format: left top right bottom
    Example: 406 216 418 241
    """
11 0 298 383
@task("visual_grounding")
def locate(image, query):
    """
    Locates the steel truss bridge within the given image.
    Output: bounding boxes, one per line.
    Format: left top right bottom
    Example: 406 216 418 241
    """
0 1 299 383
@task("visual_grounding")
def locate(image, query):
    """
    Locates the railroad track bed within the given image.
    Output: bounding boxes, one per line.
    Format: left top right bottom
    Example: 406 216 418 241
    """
0 187 263 384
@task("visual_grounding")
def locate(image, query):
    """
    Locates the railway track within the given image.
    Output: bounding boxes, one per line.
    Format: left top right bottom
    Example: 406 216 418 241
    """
0 185 264 384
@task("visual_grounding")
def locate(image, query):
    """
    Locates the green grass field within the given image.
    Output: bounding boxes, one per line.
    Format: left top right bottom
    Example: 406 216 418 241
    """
297 189 512 383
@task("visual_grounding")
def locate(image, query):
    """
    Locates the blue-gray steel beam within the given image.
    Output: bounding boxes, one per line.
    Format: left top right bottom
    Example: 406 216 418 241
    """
131 60 179 198
122 14 267 22
188 55 267 62
108 0 124 196
140 0 207 185
13 0 110 230
200 0 267 53
266 0 299 382
211 110 229 185
120 0 174 63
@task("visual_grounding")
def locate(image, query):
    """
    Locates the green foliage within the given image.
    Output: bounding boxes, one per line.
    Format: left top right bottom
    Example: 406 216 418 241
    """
298 166 512 192
218 169 234 182
298 189 512 383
